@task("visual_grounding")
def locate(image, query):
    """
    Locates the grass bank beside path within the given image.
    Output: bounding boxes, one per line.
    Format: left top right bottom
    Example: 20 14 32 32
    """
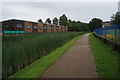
9 33 86 78
89 33 119 78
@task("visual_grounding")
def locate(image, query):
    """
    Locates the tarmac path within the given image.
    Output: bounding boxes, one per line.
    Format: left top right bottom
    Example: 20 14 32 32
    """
41 33 98 78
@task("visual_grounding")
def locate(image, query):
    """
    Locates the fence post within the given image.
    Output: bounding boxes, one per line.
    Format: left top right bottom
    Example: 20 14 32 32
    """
101 28 103 35
115 25 117 40
105 27 107 38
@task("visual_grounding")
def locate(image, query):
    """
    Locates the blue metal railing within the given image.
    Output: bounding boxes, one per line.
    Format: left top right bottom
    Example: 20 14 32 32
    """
93 25 120 40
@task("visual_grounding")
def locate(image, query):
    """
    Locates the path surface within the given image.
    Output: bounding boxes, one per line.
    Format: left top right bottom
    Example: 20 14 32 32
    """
41 33 98 78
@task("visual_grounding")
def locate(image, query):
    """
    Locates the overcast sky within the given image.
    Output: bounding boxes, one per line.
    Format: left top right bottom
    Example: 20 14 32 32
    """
0 0 120 23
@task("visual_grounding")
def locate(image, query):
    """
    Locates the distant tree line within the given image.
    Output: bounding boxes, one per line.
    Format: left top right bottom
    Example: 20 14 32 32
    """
38 14 103 32
68 20 89 32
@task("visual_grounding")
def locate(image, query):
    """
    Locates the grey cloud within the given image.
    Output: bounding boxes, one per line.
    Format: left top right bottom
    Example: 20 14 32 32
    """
1 2 118 23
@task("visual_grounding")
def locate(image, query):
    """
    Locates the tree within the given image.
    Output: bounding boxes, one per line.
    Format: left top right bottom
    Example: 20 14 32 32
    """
111 12 120 25
68 19 72 23
38 19 43 23
89 18 103 32
53 17 58 25
45 18 51 24
59 14 68 26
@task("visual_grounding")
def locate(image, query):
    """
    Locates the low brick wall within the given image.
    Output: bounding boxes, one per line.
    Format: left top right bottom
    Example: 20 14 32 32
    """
93 33 120 53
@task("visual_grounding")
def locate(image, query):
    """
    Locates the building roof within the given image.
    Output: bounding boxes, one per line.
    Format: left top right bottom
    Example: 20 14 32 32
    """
1 19 68 27
102 21 111 23
2 19 39 24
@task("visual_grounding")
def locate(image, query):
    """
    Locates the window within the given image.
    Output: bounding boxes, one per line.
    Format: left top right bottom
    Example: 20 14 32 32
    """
34 26 37 29
17 24 22 28
26 25 31 29
5 26 8 27
48 27 51 29
44 26 47 29
40 26 42 29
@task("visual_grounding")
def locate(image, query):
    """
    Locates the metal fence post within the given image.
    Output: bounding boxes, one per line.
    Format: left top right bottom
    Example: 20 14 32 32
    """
105 27 107 38
101 28 103 35
115 24 117 39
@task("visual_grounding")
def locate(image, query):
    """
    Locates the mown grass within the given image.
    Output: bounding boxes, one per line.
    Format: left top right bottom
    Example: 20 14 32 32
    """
9 33 84 78
89 33 119 78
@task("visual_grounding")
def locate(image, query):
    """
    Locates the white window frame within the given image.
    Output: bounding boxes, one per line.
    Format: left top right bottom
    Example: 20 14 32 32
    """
44 26 47 29
40 26 42 29
17 24 22 28
26 25 31 29
48 27 51 29
34 26 37 29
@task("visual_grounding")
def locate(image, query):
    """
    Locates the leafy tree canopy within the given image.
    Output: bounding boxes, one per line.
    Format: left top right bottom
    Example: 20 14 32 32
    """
89 18 103 32
59 14 68 26
38 19 43 23
53 17 58 25
111 12 120 25
45 18 51 24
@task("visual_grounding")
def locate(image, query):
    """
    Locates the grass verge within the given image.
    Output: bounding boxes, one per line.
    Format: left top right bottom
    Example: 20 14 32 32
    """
89 33 119 78
9 34 85 78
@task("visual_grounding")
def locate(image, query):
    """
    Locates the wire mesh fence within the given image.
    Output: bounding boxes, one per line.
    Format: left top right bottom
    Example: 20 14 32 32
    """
93 25 120 41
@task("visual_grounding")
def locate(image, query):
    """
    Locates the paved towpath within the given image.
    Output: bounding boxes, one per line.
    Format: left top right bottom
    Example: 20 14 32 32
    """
41 33 98 78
